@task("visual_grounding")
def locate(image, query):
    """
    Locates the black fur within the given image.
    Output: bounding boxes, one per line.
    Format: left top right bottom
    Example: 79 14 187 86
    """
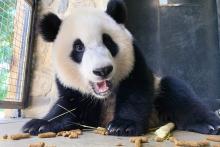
39 13 61 42
107 42 155 136
106 0 127 24
22 78 102 135
71 39 85 63
155 77 220 134
103 34 119 57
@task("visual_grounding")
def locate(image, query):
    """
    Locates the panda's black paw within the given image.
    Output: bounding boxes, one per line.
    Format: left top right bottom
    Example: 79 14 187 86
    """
183 123 220 135
22 119 56 135
107 119 144 136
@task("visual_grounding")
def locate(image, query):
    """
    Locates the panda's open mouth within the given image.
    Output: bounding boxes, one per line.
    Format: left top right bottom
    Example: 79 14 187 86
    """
90 80 112 97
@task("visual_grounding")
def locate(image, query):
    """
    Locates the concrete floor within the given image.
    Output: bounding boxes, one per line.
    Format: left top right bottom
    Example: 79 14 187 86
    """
0 118 218 147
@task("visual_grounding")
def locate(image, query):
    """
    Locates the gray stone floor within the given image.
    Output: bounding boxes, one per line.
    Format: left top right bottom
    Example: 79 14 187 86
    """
0 118 218 147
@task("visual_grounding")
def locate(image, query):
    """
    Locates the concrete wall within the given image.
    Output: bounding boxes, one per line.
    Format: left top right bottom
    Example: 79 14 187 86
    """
159 0 220 102
124 0 220 108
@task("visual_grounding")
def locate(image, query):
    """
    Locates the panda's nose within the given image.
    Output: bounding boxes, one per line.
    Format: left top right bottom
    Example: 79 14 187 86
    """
93 65 113 78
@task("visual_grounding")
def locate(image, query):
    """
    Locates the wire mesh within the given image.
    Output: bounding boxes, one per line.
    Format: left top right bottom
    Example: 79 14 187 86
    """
0 0 32 102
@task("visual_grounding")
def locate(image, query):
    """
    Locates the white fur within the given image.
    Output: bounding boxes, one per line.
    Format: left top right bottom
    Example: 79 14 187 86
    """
81 46 115 82
53 8 134 98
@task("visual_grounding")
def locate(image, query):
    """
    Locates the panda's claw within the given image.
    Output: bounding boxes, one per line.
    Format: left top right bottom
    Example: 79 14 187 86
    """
182 122 220 135
39 125 51 133
22 119 51 135
107 119 142 136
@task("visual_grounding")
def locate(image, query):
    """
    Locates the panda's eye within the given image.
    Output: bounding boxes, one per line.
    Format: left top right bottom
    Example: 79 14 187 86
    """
71 39 85 63
73 39 85 52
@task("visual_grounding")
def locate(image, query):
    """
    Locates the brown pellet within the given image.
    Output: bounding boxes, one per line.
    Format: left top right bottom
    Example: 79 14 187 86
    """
115 143 124 146
169 137 177 142
207 135 220 142
155 137 164 142
69 132 78 139
71 129 82 135
213 143 220 147
38 132 56 138
94 127 108 135
63 132 70 137
130 136 148 147
29 142 45 147
2 134 8 139
175 140 210 147
10 133 30 140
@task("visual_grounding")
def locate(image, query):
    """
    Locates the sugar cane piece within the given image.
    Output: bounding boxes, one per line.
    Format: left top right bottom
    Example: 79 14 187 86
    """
29 142 45 147
38 132 56 138
130 136 148 147
155 122 175 139
207 135 220 142
10 133 30 140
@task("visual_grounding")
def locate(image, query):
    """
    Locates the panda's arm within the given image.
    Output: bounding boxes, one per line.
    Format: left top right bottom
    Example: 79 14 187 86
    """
22 78 101 135
107 43 155 136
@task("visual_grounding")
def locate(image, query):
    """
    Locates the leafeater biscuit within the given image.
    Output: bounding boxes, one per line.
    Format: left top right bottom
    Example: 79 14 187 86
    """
129 136 148 147
10 133 30 140
94 127 108 135
206 135 220 142
175 140 210 147
38 132 56 138
29 142 45 147
169 137 210 147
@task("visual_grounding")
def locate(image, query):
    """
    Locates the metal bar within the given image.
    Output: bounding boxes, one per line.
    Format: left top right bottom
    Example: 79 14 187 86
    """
0 101 23 109
159 3 201 7
21 0 38 109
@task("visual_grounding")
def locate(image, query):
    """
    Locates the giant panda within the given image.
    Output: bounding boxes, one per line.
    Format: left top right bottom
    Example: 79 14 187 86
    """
23 0 220 136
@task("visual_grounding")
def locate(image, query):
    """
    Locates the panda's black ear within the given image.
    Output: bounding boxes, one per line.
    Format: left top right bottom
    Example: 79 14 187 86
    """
39 13 62 42
106 0 127 24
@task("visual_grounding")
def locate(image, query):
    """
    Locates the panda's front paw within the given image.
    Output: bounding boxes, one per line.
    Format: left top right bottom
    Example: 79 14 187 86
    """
107 119 144 136
22 119 54 135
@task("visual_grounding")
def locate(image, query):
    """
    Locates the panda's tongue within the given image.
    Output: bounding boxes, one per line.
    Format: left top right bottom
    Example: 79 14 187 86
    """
96 81 109 93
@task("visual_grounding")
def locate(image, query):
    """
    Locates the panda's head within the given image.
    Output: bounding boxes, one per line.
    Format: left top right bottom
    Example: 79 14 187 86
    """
39 0 134 99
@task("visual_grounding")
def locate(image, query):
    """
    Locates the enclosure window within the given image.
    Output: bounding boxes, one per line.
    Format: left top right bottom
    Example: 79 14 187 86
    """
0 0 32 107
159 0 168 5
159 0 200 6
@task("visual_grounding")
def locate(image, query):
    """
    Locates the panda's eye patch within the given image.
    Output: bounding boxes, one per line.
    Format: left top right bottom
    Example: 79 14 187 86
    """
71 39 85 63
102 33 118 57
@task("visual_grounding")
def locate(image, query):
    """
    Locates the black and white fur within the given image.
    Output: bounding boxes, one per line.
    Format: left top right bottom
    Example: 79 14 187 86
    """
23 0 220 136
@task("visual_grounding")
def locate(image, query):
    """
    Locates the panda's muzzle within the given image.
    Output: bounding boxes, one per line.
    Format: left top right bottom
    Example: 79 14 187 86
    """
93 65 113 78
90 80 112 97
